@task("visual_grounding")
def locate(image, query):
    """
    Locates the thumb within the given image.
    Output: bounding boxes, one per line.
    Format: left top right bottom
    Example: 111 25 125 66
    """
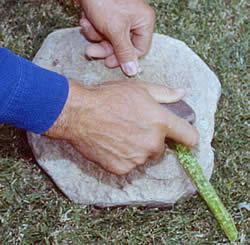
136 81 199 147
138 81 186 103
109 28 138 76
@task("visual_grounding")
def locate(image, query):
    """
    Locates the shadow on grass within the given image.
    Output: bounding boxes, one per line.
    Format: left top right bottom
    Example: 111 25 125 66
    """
0 124 34 164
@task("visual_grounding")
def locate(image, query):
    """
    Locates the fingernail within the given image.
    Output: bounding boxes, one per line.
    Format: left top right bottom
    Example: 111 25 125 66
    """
121 61 138 76
175 88 186 95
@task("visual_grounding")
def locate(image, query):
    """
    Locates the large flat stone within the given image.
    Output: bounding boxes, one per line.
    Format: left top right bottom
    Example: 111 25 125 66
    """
27 27 221 207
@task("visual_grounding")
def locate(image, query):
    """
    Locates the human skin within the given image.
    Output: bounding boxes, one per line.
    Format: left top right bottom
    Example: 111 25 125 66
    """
78 0 155 76
44 79 199 175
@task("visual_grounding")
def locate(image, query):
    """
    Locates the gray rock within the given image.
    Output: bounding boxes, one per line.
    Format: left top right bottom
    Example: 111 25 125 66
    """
27 27 221 207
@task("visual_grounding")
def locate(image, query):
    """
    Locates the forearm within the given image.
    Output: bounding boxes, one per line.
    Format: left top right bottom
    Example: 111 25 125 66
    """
0 48 69 134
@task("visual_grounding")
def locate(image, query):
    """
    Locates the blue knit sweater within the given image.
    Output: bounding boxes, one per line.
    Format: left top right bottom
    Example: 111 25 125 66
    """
0 48 69 134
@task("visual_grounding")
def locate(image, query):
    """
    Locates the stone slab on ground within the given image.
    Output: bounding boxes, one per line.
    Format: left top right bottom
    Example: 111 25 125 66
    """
27 27 221 207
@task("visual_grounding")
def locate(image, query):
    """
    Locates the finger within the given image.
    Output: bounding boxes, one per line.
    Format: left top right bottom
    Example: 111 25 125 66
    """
104 157 136 176
105 54 119 68
138 81 186 103
105 47 143 68
148 135 166 161
108 26 138 76
80 18 103 42
85 41 114 58
85 41 120 68
161 110 200 147
81 11 85 18
74 141 135 176
131 9 155 57
132 23 155 58
135 81 199 146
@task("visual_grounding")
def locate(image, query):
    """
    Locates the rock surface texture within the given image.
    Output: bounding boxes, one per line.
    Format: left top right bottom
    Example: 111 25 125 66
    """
27 27 221 207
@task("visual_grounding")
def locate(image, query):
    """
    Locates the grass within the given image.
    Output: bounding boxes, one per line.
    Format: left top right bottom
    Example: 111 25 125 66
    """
0 0 249 244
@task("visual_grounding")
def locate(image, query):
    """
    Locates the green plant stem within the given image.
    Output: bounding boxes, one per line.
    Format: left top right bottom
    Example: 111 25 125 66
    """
171 143 238 242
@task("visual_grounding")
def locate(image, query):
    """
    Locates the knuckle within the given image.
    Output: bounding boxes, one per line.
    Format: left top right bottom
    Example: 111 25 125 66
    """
108 159 135 176
105 20 124 38
149 7 156 21
113 43 135 59
134 155 147 166
147 134 163 154
181 127 200 147
140 46 149 57
115 169 130 176
88 32 98 41
188 129 200 147
115 164 134 176
145 5 156 22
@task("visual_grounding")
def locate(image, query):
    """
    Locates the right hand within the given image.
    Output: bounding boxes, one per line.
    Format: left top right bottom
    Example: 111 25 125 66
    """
44 79 199 175
78 0 155 76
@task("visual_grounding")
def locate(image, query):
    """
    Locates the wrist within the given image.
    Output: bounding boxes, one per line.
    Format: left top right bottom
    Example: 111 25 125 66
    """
43 80 88 141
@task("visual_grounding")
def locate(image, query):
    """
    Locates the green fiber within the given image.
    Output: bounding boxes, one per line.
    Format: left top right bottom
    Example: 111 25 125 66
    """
171 143 238 241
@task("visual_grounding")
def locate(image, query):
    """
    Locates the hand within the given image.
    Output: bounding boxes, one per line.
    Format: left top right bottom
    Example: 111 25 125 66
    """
78 0 155 76
44 79 199 175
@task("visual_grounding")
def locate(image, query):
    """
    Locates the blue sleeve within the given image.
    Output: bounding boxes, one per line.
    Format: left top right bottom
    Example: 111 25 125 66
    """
0 48 69 134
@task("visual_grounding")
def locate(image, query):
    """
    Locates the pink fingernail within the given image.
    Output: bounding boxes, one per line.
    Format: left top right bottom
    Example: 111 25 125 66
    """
175 88 186 95
121 61 138 76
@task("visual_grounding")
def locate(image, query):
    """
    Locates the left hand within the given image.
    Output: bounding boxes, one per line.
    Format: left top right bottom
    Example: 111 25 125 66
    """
44 79 199 175
78 0 155 76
